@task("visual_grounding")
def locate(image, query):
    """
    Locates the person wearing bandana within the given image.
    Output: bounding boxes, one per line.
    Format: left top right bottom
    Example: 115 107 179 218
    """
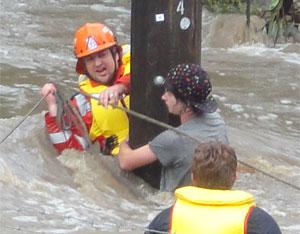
118 63 229 192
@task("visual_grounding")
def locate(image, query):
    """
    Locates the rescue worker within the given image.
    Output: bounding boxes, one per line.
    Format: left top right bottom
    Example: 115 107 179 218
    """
146 142 282 234
40 23 130 155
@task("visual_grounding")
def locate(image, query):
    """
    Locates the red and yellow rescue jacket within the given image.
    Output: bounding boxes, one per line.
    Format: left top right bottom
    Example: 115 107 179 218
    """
170 186 256 234
44 45 130 155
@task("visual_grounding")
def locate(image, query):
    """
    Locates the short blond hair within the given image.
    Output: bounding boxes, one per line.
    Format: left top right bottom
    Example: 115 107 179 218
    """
192 142 237 190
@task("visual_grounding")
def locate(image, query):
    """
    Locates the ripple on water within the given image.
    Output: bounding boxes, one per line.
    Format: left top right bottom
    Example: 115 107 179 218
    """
13 215 38 222
91 4 130 14
280 99 292 105
257 113 278 121
224 103 245 113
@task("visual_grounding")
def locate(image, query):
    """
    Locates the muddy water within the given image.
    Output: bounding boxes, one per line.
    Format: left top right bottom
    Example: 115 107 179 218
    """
0 1 299 233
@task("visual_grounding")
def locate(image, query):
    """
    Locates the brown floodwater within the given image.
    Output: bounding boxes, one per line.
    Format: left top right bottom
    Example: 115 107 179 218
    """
0 1 299 233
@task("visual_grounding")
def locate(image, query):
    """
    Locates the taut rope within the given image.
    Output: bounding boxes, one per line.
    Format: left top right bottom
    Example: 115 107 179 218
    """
0 94 48 144
83 91 300 191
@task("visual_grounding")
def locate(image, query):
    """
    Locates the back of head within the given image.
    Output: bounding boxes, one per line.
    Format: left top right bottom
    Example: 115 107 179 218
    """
192 142 237 190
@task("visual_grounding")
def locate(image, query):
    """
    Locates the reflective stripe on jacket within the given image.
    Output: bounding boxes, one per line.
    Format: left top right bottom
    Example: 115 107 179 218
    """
45 96 91 153
170 186 256 234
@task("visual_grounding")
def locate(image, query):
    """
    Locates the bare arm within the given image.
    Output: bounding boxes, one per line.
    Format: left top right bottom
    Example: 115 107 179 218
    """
118 140 157 171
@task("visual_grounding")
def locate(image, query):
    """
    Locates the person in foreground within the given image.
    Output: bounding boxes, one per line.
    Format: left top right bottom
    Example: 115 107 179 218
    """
118 63 229 191
40 22 131 155
146 142 282 234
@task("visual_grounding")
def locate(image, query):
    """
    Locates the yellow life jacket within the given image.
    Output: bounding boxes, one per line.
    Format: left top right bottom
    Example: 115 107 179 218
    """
78 46 130 155
121 44 130 76
171 186 256 234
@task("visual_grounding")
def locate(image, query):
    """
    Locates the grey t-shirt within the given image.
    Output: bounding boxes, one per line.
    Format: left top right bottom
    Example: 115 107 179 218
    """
149 112 228 192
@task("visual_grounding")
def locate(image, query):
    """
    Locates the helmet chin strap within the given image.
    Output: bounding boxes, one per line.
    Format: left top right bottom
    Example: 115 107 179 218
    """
110 47 119 84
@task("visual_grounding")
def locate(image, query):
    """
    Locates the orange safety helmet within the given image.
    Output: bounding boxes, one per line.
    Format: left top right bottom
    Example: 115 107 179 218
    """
74 23 118 74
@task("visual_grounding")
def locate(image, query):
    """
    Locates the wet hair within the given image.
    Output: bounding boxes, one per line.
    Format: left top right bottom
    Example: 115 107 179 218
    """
192 142 237 190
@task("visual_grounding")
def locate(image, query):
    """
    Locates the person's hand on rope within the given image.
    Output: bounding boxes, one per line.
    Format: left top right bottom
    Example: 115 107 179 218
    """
98 84 127 108
40 83 57 116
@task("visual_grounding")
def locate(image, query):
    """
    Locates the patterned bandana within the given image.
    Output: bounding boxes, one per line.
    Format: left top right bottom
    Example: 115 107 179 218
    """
165 63 217 113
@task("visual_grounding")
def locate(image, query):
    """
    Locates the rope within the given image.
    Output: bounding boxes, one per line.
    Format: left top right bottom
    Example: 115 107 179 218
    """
2 91 298 190
0 94 48 144
83 92 199 143
54 91 92 146
118 104 300 191
144 228 170 234
0 91 296 232
82 91 300 191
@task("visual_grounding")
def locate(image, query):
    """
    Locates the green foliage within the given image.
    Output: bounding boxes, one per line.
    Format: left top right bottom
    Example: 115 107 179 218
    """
204 0 246 14
266 0 284 45
263 0 296 46
203 0 296 46
268 0 280 11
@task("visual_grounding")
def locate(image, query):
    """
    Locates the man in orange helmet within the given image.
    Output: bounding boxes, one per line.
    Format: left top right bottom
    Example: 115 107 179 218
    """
40 23 130 155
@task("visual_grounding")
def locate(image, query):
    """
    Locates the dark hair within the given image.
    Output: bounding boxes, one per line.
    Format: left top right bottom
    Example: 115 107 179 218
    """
164 64 217 114
192 142 237 190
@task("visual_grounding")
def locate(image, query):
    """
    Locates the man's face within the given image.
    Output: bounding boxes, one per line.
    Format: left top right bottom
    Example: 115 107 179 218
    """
161 91 186 115
83 48 119 84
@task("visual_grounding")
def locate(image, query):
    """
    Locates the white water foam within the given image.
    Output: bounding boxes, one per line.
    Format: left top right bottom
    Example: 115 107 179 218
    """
228 43 300 65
